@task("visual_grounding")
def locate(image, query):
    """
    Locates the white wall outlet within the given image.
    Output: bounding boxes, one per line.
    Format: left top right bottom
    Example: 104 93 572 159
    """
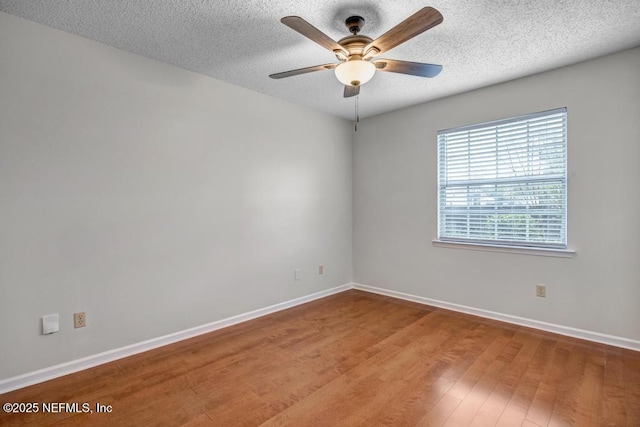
318 265 324 275
74 312 86 328
536 284 547 298
294 269 301 281
42 314 59 335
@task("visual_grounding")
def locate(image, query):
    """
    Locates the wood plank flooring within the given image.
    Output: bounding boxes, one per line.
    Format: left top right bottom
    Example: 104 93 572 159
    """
1 290 639 426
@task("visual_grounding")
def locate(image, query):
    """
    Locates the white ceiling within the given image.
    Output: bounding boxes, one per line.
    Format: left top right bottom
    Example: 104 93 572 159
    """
1 1 639 120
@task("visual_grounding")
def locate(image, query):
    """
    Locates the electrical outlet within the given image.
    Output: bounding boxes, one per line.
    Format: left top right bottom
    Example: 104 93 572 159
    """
318 265 324 275
74 312 86 328
294 269 301 281
536 285 546 298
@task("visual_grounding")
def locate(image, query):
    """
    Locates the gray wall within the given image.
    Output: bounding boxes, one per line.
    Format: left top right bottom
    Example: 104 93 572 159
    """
0 13 353 379
354 47 640 342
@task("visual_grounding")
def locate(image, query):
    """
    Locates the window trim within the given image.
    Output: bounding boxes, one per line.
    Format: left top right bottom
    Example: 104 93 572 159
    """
432 239 575 258
436 107 570 252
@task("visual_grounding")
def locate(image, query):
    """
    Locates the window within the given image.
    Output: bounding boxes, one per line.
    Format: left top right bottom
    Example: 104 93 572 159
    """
437 108 567 250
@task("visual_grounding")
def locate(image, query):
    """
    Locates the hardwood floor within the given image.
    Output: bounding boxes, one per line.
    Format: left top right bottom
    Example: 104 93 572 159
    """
1 290 639 426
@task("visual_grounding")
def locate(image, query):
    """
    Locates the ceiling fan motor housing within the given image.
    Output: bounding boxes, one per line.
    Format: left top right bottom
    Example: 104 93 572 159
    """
336 35 373 61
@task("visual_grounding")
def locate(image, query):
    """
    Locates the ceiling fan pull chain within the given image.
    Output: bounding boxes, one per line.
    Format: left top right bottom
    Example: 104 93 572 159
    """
354 95 359 132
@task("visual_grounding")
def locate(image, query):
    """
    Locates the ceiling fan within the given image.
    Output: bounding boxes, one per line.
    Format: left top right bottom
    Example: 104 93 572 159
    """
269 7 444 98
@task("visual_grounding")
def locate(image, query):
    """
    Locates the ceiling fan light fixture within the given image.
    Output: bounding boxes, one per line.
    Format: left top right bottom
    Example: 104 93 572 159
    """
335 60 376 87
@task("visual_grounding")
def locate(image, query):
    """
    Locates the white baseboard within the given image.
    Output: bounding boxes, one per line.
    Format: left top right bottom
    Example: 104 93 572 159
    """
352 283 640 352
0 284 351 395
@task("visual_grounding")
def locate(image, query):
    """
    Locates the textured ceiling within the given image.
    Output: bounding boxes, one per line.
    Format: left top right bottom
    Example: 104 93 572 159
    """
1 0 639 120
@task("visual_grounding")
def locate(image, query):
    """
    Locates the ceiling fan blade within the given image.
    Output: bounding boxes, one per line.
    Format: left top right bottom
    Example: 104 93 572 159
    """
373 59 442 78
269 63 338 79
363 7 443 59
281 16 348 57
344 85 360 98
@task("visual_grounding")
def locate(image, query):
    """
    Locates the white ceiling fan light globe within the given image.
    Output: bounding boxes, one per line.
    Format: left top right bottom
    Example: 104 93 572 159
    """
335 60 376 86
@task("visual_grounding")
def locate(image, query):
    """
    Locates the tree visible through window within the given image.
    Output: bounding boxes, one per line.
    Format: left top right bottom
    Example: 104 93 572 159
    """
437 108 567 249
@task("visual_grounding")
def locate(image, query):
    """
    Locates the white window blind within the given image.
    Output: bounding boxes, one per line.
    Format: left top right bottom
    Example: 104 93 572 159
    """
437 108 567 249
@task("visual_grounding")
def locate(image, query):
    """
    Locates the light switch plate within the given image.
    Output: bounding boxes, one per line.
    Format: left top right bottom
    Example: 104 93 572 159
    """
42 314 59 334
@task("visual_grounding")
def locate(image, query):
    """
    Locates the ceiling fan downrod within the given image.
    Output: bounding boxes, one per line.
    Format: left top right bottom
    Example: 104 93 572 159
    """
345 16 365 35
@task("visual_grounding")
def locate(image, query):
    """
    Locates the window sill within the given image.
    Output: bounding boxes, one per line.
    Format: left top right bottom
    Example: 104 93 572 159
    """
432 240 575 258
